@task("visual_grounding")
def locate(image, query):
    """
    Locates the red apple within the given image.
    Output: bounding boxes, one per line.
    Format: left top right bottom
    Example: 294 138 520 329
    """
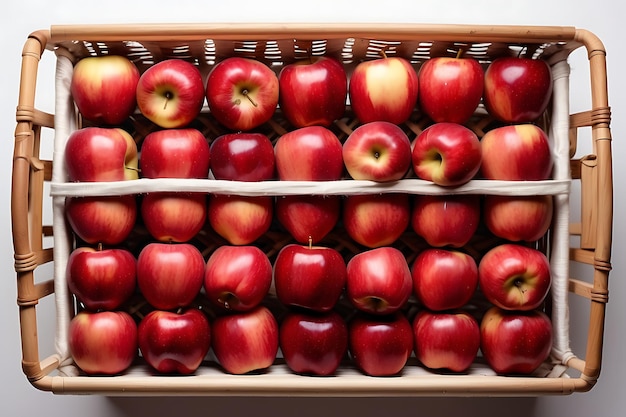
480 124 553 181
209 132 275 181
483 195 553 242
275 195 341 244
343 193 410 248
64 127 138 182
411 194 480 248
140 192 207 243
206 57 279 131
349 311 413 376
411 248 478 311
69 310 138 375
136 59 205 128
207 194 273 245
411 122 482 187
278 56 347 128
211 306 279 374
342 121 412 182
65 195 137 245
417 56 484 124
67 246 136 311
204 245 272 312
70 55 139 125
478 243 551 311
136 242 205 310
346 246 412 315
140 128 210 179
274 126 344 181
349 56 418 124
279 310 348 376
138 308 211 374
480 306 553 374
483 56 553 123
413 310 480 373
274 243 346 312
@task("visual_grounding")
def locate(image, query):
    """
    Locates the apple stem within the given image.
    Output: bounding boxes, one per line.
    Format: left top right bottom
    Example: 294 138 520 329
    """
456 49 464 59
97 242 103 251
219 293 237 310
242 89 258 107
163 92 173 110
380 49 388 59
308 236 313 249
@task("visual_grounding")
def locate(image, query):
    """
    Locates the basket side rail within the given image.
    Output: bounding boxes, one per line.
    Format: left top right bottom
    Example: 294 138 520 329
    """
566 28 613 391
12 29 60 388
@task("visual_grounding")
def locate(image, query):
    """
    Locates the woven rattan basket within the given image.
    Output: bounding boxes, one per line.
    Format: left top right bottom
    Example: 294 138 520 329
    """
12 23 612 396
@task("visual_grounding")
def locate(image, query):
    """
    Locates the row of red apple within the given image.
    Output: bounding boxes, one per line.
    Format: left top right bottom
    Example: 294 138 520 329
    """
64 117 553 186
70 50 552 134
68 242 551 316
69 301 552 378
65 190 553 251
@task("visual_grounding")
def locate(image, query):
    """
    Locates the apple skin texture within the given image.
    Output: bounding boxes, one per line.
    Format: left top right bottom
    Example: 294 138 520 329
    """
349 56 419 125
418 56 484 124
278 56 347 128
484 57 553 124
138 308 211 375
69 310 138 375
71 55 140 125
480 306 553 375
136 59 205 128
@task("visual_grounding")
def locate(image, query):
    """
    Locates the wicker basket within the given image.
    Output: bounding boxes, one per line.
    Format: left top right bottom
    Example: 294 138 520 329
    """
12 23 612 396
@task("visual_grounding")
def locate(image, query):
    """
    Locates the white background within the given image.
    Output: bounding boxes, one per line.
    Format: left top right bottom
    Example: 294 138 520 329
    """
1 0 622 416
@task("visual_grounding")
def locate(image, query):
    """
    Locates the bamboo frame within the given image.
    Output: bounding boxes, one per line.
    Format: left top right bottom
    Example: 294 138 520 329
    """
11 23 612 396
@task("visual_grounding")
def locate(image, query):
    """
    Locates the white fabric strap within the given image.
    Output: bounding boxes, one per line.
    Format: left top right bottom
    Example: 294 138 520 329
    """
548 59 575 370
52 52 79 377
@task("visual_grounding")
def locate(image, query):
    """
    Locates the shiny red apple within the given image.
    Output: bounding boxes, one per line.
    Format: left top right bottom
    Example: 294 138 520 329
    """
206 57 279 131
136 242 205 310
411 122 482 187
69 310 138 375
67 246 136 311
136 59 205 128
274 126 344 181
483 56 553 123
411 248 478 311
411 194 480 248
278 56 347 128
480 306 553 375
140 128 210 179
480 124 553 181
483 195 553 242
138 308 211 374
65 195 137 245
342 121 412 182
349 311 413 376
413 310 480 373
209 132 275 181
64 127 138 182
346 246 412 315
207 194 273 245
279 310 348 376
343 193 410 248
211 306 279 374
204 245 272 312
275 195 341 244
140 192 207 243
417 55 484 124
274 243 347 312
478 243 551 311
70 55 140 125
349 56 418 124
